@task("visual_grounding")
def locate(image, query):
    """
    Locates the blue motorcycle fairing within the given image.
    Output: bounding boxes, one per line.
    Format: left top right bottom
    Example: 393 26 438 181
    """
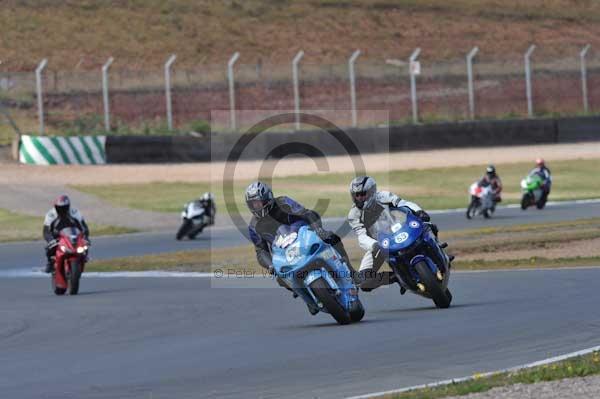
376 207 449 286
376 208 424 255
271 222 358 313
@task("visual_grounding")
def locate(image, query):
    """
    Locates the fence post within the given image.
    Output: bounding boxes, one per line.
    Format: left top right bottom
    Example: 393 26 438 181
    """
35 58 48 135
228 52 240 131
524 45 536 118
409 48 421 124
102 57 114 132
466 46 479 119
580 44 591 114
164 54 177 131
348 50 361 127
292 50 304 130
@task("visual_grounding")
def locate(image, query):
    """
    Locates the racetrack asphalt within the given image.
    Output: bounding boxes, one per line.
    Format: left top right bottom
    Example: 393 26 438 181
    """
1 267 599 398
1 199 599 272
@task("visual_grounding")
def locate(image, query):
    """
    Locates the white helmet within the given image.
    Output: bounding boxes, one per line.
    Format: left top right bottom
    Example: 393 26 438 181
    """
349 176 377 210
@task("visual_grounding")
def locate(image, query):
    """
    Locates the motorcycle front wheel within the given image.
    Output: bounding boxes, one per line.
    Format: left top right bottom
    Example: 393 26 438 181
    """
309 278 351 325
521 193 531 210
69 259 82 295
176 219 192 240
466 198 479 219
414 261 451 309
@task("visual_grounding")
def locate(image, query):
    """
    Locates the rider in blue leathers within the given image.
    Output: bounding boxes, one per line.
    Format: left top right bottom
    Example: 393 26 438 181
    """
245 181 356 313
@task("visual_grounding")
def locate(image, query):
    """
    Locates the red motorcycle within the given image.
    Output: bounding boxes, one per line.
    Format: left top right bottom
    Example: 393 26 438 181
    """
52 227 89 295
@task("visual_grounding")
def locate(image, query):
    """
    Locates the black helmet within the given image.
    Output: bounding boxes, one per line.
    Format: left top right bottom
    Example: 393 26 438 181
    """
486 165 496 177
54 195 71 218
349 176 377 210
245 181 274 218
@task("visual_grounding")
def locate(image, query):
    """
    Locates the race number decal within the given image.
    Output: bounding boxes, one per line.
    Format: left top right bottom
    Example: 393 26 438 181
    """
394 232 409 244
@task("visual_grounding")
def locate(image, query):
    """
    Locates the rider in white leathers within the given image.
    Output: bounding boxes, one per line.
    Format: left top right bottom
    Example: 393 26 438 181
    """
347 176 435 291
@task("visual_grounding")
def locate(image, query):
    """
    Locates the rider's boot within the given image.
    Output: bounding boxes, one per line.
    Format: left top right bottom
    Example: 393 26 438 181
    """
44 257 54 273
359 270 397 292
333 241 359 284
306 303 319 315
276 276 298 298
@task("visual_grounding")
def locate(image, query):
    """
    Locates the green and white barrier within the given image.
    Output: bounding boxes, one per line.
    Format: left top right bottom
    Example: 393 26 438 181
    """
19 135 106 165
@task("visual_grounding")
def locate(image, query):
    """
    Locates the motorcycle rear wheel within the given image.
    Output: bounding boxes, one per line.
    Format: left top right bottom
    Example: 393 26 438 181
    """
536 196 547 209
309 279 351 325
414 261 451 309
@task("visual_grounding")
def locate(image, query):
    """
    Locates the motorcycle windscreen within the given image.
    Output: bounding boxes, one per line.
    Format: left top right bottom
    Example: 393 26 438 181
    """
370 207 422 253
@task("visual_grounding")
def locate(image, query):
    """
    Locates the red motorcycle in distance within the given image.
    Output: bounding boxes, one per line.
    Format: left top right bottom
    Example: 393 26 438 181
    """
52 227 89 295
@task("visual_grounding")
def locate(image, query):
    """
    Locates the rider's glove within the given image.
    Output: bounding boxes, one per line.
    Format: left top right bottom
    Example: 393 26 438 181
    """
371 242 382 259
313 226 333 243
46 239 58 250
415 210 431 222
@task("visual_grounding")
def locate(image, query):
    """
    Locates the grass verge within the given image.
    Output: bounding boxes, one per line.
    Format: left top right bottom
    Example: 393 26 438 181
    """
73 159 600 217
383 351 600 399
87 217 600 272
0 208 138 243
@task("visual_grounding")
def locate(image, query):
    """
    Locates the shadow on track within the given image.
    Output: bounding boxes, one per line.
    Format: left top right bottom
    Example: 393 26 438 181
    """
281 318 388 330
372 299 520 315
66 288 130 296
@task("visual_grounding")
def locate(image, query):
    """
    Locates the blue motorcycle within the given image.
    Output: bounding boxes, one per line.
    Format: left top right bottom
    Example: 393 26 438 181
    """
271 222 364 324
372 206 453 308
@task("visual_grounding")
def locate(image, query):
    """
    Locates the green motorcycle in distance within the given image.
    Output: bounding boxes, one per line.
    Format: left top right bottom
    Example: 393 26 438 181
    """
520 173 547 210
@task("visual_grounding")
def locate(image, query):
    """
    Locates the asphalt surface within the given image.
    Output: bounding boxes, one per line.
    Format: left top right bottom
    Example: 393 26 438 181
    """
1 268 600 398
1 199 599 272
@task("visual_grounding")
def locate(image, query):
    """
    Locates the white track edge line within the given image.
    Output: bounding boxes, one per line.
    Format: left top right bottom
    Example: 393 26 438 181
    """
1 265 599 279
346 344 600 399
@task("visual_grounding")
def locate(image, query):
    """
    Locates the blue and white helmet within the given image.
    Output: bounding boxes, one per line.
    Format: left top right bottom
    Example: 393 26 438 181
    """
349 176 377 210
245 181 275 218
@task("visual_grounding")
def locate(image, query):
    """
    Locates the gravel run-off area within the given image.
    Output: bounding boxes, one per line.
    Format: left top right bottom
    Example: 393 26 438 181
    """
444 375 600 399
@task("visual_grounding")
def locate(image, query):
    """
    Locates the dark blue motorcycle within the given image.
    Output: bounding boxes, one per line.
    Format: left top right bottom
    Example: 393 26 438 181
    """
271 222 364 324
372 205 453 308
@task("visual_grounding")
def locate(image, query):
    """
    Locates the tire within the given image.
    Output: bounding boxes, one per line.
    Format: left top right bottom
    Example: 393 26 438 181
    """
536 196 547 209
445 288 453 305
69 260 81 295
483 209 490 219
309 278 351 325
414 261 451 309
521 194 530 210
176 220 192 240
466 198 479 219
349 300 365 323
187 223 205 239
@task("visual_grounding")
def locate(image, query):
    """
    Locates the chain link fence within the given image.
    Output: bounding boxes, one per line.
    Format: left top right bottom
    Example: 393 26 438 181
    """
0 49 599 136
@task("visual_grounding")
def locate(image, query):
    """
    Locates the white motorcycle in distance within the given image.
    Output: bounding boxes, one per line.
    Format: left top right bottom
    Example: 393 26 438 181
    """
176 201 210 240
466 181 495 219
